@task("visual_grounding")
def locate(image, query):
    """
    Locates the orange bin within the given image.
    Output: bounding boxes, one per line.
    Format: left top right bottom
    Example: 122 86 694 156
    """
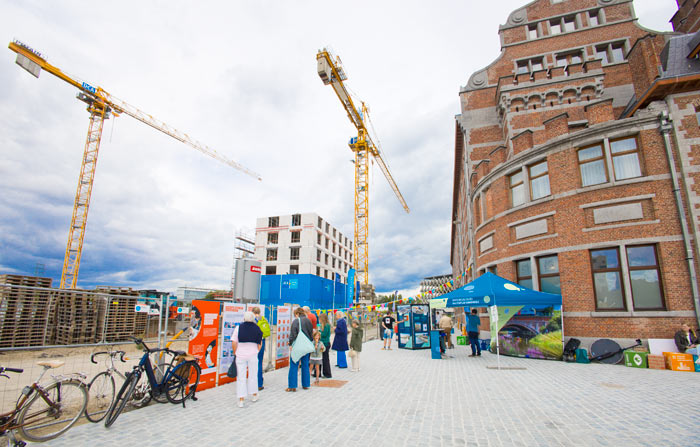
663 352 694 372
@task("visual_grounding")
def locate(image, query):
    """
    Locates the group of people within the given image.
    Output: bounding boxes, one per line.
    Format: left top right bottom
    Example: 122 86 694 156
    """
229 305 366 408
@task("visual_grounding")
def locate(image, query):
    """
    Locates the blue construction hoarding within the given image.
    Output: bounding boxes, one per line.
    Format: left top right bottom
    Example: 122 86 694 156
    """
259 274 350 312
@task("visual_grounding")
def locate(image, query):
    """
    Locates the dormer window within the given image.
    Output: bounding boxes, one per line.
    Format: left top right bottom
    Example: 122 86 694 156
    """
555 50 583 67
589 9 601 26
516 57 545 75
528 24 539 40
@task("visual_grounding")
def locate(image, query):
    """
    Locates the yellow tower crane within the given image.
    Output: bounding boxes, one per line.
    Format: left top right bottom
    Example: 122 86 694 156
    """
9 40 262 289
317 48 410 287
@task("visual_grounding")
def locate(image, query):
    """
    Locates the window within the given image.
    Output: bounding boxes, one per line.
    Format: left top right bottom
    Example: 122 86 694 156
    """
316 266 321 276
578 143 608 186
292 214 301 226
318 217 322 228
516 57 544 74
332 258 336 268
474 196 482 225
333 242 336 254
610 137 642 180
317 249 321 262
324 269 329 279
325 254 329 265
325 237 329 249
266 266 276 275
333 228 336 238
516 259 533 289
290 247 299 260
596 41 626 64
487 265 498 275
529 161 550 200
267 232 278 244
590 248 625 310
266 249 277 261
538 255 560 294
563 16 576 32
528 24 539 40
555 50 583 67
588 9 600 26
325 223 330 233
317 233 322 245
290 264 299 274
268 216 279 227
549 20 561 35
509 171 526 207
291 231 301 243
626 245 665 309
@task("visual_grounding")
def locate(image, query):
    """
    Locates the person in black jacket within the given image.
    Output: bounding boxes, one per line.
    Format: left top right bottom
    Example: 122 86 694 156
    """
286 307 313 392
674 323 699 354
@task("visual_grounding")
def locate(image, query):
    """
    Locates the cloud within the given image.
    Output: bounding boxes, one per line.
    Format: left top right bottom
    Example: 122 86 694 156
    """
0 0 677 293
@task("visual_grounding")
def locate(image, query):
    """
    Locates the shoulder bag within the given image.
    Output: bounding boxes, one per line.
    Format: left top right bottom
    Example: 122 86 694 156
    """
227 355 237 378
290 317 315 363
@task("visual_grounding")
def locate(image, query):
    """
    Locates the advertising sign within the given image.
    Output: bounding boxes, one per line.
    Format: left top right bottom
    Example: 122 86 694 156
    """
495 305 563 360
218 303 246 385
250 265 261 273
275 305 292 369
188 300 220 391
347 269 355 303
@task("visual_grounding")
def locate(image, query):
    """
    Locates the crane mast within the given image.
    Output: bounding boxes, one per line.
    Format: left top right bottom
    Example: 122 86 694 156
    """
9 40 261 289
317 48 410 288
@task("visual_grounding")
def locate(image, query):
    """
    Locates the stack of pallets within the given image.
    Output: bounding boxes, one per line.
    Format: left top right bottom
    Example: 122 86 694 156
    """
94 287 143 342
0 275 54 347
54 289 99 344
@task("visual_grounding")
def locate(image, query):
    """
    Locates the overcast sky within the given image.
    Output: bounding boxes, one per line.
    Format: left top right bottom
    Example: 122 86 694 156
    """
0 0 677 296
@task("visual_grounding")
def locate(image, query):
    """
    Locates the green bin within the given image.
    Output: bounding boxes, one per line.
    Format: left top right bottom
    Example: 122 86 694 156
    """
456 336 467 346
623 350 648 368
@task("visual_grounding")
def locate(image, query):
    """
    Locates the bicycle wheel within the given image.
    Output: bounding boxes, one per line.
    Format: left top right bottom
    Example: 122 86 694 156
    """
165 361 201 404
17 379 88 442
104 369 139 428
85 371 115 423
130 380 153 408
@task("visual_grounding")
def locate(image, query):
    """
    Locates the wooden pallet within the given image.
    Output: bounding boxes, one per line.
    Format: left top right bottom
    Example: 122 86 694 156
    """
0 274 53 288
54 290 99 344
94 287 140 342
0 282 55 348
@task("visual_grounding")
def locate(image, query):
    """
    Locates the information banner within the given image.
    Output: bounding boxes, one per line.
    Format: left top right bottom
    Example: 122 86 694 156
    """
218 302 246 385
247 303 266 319
188 300 220 391
275 305 292 369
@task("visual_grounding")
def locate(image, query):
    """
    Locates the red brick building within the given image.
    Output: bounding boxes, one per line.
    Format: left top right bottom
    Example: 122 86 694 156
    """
451 0 700 347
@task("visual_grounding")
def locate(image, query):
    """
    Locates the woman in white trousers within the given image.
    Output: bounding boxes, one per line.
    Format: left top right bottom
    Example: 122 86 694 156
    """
232 311 263 407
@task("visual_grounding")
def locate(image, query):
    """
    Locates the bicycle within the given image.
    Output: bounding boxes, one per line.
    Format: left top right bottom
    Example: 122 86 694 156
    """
103 337 200 428
0 361 88 446
85 350 128 423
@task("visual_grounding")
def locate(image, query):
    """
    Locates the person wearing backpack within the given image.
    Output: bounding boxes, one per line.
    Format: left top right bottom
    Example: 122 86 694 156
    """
251 306 271 390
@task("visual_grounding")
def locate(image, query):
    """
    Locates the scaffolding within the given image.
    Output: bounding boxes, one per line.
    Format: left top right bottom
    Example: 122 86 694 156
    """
230 229 255 291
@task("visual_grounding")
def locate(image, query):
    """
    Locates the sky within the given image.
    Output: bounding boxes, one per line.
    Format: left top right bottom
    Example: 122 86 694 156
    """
0 0 678 296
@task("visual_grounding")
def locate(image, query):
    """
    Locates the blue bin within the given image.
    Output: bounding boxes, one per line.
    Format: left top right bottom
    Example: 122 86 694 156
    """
480 339 490 351
430 330 442 359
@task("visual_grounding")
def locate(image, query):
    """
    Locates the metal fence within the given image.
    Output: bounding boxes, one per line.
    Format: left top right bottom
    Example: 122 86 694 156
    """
0 289 384 415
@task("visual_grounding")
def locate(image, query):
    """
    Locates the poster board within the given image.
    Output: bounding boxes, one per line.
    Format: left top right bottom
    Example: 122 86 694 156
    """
218 302 246 385
275 305 291 369
188 300 220 391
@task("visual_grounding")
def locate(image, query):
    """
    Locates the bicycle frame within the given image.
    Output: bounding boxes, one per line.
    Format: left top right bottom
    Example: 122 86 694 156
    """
1 381 60 433
134 348 179 397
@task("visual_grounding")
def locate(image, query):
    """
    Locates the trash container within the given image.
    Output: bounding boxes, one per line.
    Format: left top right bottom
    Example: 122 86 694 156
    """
430 330 442 359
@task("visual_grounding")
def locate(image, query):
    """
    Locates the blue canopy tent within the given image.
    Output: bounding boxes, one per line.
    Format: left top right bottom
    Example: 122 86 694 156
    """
430 273 563 364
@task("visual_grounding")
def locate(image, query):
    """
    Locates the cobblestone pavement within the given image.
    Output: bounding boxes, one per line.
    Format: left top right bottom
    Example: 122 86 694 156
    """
31 340 700 446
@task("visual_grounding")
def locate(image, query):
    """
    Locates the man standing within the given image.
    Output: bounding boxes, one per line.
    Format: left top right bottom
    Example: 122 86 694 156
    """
251 306 271 390
467 308 481 357
303 306 317 330
674 323 699 354
438 312 454 350
381 312 396 350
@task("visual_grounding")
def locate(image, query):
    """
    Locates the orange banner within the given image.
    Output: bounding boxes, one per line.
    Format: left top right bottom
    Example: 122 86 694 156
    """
188 300 220 391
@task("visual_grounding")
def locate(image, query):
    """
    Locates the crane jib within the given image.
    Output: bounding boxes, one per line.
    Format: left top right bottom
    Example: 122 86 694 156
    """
81 82 96 94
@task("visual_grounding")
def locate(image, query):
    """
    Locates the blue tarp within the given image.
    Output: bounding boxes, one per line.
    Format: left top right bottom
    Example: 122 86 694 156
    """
429 272 561 308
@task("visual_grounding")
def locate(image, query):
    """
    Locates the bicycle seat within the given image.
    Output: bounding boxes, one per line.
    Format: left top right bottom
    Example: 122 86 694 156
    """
36 360 65 369
173 350 186 356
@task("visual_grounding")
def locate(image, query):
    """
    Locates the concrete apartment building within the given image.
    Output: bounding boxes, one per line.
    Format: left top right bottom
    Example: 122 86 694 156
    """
254 213 354 283
451 0 700 344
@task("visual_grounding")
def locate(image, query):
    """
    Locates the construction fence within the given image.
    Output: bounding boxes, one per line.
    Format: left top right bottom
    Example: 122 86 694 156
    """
0 288 384 415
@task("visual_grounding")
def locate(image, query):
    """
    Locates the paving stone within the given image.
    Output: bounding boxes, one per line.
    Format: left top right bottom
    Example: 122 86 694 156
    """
22 339 700 446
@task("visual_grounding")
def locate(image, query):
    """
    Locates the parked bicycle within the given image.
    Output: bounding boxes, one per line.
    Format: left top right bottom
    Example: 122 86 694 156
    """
85 350 128 423
103 337 200 428
0 361 88 446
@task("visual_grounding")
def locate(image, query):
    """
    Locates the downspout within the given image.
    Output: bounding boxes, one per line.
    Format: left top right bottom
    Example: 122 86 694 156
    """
659 110 700 327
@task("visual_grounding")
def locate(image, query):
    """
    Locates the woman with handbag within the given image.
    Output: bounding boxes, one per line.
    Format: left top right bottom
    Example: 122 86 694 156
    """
319 313 332 378
349 318 364 372
332 311 349 368
231 311 263 408
286 307 314 392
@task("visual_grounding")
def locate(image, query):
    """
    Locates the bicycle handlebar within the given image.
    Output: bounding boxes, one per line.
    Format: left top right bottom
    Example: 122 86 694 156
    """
91 351 127 364
0 366 24 374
